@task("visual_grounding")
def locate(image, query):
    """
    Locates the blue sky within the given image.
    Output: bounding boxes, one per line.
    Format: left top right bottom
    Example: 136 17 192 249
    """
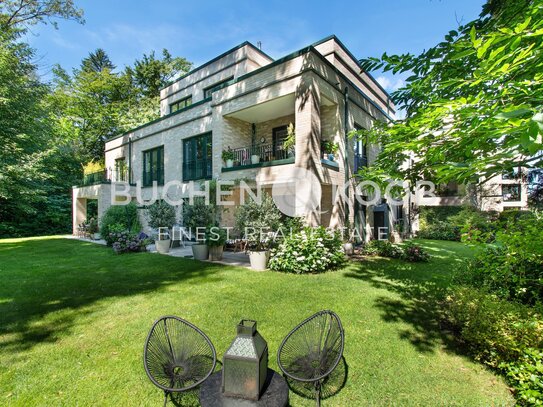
26 0 485 93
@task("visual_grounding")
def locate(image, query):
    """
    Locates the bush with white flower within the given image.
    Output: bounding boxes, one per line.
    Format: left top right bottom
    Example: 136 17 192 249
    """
269 226 345 273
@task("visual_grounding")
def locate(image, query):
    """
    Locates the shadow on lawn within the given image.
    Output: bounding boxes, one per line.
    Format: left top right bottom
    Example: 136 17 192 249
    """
0 237 222 352
344 245 470 355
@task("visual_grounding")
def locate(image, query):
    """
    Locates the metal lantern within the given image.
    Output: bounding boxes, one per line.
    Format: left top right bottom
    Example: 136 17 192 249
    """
222 319 268 400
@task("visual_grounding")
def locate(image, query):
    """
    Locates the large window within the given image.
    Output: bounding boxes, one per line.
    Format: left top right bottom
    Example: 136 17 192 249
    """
142 146 164 187
170 96 192 113
203 76 234 99
115 157 127 182
502 184 521 202
183 133 212 181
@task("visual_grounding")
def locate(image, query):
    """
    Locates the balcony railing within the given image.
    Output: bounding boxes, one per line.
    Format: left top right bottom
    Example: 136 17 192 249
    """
226 143 294 168
80 168 129 186
183 159 212 181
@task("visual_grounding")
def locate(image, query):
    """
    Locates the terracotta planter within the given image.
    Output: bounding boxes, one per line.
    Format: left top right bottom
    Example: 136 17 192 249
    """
156 239 171 254
249 250 269 271
192 244 209 260
208 245 224 261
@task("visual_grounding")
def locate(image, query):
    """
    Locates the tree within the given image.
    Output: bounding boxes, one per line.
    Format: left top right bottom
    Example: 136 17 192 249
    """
356 0 543 185
81 48 115 73
0 0 83 30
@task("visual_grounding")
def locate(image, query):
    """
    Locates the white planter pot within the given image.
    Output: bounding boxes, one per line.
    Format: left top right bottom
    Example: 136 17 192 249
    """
192 244 209 260
226 159 234 168
249 250 270 271
93 233 101 240
156 239 171 254
251 155 260 164
343 242 354 255
328 153 335 161
208 245 224 261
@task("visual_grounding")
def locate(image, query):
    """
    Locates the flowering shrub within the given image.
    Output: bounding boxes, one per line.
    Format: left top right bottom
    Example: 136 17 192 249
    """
362 240 403 258
269 226 345 274
109 230 146 254
402 241 430 262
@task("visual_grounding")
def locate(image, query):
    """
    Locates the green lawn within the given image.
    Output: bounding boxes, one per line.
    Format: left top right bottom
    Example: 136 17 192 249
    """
0 237 513 406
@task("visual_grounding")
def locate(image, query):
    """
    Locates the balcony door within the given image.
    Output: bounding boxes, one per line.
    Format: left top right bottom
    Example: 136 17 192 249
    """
272 126 288 160
183 133 212 181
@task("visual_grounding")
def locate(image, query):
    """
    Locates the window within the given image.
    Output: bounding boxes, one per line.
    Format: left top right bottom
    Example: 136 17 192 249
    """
502 184 521 202
272 126 288 160
142 146 164 187
115 157 127 182
169 96 192 113
354 125 368 172
435 182 459 196
203 76 234 99
183 133 212 181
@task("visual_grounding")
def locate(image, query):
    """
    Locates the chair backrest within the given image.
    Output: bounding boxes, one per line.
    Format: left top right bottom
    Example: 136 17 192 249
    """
277 310 344 383
143 316 216 392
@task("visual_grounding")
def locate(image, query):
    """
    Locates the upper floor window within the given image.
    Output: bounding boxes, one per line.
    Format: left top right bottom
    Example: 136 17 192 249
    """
502 184 521 202
354 125 368 172
143 146 164 187
115 157 127 182
203 76 234 99
170 96 192 113
183 133 212 181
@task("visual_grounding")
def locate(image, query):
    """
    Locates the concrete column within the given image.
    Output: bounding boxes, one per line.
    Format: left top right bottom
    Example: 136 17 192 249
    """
72 189 87 235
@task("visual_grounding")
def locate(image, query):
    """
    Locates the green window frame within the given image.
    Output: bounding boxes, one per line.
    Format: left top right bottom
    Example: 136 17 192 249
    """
183 133 212 181
169 96 192 113
203 76 234 99
142 146 164 187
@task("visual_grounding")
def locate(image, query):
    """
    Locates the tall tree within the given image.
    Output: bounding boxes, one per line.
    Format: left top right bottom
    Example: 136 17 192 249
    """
0 0 83 30
81 48 115 73
356 0 542 185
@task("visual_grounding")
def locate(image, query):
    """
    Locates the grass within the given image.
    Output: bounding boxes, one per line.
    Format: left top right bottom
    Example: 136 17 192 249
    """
0 237 514 406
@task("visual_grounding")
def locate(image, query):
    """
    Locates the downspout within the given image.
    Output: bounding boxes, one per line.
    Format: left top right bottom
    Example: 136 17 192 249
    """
343 86 350 226
128 135 133 184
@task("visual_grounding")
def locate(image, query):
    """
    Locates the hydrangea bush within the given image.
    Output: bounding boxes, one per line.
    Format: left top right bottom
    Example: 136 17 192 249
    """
109 230 146 254
269 226 345 274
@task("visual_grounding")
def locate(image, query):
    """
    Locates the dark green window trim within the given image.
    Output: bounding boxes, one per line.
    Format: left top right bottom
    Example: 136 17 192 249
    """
183 133 212 181
169 95 192 113
142 146 164 187
203 76 234 99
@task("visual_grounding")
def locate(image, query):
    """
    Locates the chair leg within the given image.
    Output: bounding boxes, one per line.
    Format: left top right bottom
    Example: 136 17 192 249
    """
315 381 321 407
163 391 169 407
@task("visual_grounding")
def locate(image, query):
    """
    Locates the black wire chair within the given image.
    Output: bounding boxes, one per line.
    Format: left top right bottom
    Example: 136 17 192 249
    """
143 316 217 406
277 310 345 407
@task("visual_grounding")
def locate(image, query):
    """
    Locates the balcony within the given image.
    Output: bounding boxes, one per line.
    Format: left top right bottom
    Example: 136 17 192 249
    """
222 143 294 172
80 168 130 187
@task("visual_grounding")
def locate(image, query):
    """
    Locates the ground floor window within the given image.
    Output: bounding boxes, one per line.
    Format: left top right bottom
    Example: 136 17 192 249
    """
502 184 521 202
143 146 164 187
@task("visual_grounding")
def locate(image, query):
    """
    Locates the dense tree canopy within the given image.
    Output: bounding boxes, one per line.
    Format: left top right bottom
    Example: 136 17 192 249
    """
357 0 543 185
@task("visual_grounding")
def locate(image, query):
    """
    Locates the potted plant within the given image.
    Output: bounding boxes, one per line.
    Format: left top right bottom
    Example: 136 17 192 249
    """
343 221 354 255
251 153 260 164
235 194 281 270
222 148 234 168
183 197 214 260
206 227 227 261
322 140 339 161
147 200 176 254
87 217 100 240
283 123 296 158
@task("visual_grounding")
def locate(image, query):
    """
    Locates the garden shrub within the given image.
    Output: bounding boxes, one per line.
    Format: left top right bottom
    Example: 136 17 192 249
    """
110 230 146 254
146 200 176 230
104 223 126 246
269 226 345 274
443 286 543 368
363 240 404 258
100 202 140 245
417 221 461 241
402 241 430 262
455 212 543 306
443 286 543 405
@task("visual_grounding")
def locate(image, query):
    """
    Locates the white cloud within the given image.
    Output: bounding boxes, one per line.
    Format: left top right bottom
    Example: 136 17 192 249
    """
376 75 405 92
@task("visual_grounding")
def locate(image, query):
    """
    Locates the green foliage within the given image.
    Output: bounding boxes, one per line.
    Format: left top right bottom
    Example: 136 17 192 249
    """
357 0 543 184
403 241 431 262
234 194 282 250
269 226 345 273
0 0 84 31
86 217 98 234
110 230 146 254
81 48 115 73
500 348 543 406
443 286 543 368
99 202 139 246
283 123 296 151
363 240 404 258
205 227 227 247
182 198 215 230
417 222 461 241
221 149 234 161
456 212 543 305
146 200 176 230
